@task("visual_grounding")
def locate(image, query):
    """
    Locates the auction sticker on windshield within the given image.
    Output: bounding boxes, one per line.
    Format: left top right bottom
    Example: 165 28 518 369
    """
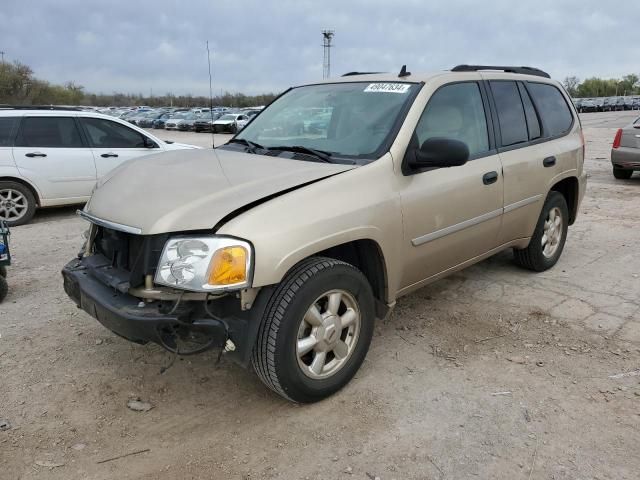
364 83 411 94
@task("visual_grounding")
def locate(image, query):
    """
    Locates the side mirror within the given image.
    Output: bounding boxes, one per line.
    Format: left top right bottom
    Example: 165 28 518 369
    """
406 137 469 171
143 136 158 149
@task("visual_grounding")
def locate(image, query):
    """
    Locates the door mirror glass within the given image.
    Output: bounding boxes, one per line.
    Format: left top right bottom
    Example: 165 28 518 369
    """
408 137 469 169
143 136 158 148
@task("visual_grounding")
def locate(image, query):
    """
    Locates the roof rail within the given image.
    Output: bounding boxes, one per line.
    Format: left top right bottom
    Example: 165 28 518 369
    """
0 105 82 111
451 65 551 79
341 71 384 77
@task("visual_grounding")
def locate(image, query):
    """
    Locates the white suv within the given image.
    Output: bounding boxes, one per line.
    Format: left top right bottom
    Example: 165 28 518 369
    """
0 107 198 225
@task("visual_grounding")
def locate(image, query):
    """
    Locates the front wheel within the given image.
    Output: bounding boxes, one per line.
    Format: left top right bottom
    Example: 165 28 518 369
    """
513 191 569 272
613 167 633 180
252 257 375 403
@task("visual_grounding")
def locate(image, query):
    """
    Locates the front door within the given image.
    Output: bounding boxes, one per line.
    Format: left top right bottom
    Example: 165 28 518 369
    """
398 81 504 291
78 117 160 179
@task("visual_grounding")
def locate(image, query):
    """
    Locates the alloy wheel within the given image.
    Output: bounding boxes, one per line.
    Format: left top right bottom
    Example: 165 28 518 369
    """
0 189 28 222
296 289 361 379
542 207 563 258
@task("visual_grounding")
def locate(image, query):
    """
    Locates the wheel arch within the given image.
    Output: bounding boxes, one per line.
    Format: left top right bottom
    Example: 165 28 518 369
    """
549 176 579 225
0 176 41 206
274 237 391 319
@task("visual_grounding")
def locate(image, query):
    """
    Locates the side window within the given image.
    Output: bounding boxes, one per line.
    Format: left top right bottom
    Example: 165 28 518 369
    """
15 117 83 148
0 117 19 147
415 82 489 157
517 83 541 140
527 83 573 137
490 81 528 147
81 117 147 148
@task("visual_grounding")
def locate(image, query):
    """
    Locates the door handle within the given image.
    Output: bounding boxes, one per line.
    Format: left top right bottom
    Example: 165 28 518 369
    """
543 156 556 167
482 171 499 185
100 152 119 158
25 152 47 158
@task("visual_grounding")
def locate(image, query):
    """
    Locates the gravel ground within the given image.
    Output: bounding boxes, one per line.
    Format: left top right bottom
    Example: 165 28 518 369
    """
1 112 639 479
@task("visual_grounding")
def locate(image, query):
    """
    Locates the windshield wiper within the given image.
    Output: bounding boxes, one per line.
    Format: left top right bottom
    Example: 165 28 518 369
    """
226 138 264 152
266 145 334 163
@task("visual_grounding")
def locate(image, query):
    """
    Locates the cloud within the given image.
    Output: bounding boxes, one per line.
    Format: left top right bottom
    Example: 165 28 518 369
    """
1 0 638 95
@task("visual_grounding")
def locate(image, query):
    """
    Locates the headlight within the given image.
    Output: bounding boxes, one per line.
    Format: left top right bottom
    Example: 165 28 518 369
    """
154 236 252 292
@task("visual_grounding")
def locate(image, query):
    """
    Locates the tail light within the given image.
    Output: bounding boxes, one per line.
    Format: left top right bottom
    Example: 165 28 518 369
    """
612 129 623 149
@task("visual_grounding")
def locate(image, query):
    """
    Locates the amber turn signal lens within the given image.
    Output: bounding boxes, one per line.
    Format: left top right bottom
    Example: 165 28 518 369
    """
208 246 247 285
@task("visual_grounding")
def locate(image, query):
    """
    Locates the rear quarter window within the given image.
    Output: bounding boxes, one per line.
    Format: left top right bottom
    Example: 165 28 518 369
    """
0 117 19 147
527 83 573 138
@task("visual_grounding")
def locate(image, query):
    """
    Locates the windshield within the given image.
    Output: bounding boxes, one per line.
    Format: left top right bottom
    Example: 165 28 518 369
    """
219 114 237 121
235 82 419 159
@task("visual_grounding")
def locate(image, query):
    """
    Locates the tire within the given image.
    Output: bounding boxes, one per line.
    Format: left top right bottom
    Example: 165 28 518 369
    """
513 191 569 272
0 181 37 226
613 167 633 180
0 266 6 278
0 275 7 303
252 257 375 403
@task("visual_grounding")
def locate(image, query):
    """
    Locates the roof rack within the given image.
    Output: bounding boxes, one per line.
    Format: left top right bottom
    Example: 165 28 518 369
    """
451 65 550 79
341 71 384 77
0 105 82 111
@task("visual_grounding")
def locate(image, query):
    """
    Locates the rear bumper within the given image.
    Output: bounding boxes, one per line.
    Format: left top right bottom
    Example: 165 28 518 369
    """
611 148 640 169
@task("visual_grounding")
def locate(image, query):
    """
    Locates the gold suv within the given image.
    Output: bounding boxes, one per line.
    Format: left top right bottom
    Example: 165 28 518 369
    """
62 65 587 402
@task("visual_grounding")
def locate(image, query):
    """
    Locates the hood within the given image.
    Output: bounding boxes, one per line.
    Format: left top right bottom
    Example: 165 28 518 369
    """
85 148 355 235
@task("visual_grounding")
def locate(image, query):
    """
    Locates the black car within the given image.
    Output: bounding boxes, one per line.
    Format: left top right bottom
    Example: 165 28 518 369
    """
193 112 222 132
138 111 169 128
177 112 204 131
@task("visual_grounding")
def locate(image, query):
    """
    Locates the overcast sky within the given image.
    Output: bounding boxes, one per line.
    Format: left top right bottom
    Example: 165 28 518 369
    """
1 0 638 96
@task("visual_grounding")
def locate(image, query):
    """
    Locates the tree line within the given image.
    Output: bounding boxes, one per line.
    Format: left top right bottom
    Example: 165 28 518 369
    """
563 74 639 98
2 58 638 106
0 60 278 107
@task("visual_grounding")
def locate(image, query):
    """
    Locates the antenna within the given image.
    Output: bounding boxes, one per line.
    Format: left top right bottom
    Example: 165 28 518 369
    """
206 40 215 149
322 30 334 79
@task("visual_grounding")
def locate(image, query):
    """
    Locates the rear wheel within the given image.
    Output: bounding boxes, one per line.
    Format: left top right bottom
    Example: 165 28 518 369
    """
0 266 6 278
613 167 633 180
513 191 569 272
0 181 37 226
252 257 375 403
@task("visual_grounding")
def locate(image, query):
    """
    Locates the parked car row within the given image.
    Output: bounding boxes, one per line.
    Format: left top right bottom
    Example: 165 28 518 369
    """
81 105 264 134
573 96 640 113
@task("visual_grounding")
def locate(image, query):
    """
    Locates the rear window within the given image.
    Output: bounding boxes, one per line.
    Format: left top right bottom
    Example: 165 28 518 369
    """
15 117 83 148
0 117 19 146
527 83 573 137
490 81 528 147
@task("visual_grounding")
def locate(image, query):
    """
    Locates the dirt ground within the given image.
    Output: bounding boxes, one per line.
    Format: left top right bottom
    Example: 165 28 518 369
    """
1 112 639 480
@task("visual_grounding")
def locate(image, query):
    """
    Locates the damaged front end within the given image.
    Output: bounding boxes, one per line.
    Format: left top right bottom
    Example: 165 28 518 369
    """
61 219 269 366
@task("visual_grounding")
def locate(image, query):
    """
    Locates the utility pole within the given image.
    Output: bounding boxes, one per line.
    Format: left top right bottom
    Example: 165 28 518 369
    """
0 51 5 64
322 30 334 79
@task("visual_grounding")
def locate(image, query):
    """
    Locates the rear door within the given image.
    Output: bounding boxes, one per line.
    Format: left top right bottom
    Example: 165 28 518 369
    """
0 117 20 170
12 116 96 200
489 79 578 244
78 116 161 178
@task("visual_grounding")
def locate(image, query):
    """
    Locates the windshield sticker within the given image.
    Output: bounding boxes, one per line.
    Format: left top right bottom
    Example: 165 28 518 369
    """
364 83 411 94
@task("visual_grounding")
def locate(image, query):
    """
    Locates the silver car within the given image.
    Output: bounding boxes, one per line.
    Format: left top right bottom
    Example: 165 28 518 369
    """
611 116 640 179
